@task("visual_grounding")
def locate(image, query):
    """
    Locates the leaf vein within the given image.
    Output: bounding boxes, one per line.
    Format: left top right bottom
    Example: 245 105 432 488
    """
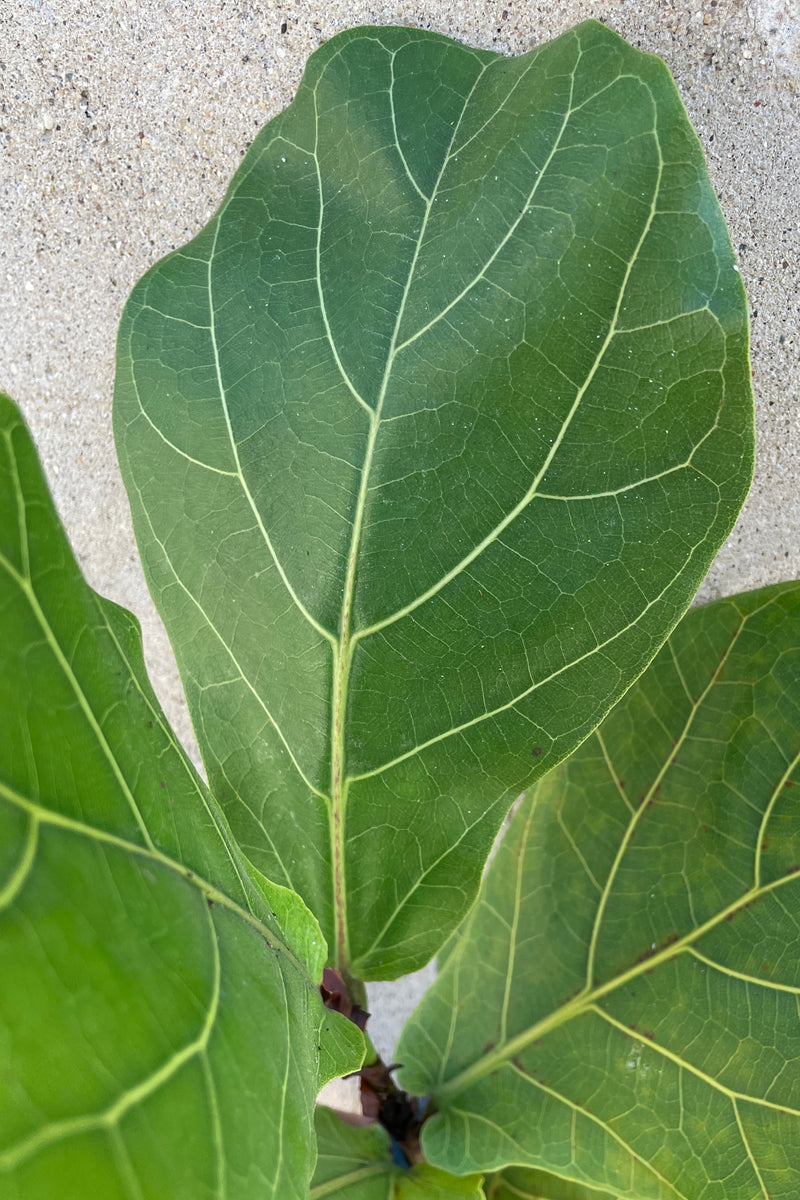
0 902 222 1174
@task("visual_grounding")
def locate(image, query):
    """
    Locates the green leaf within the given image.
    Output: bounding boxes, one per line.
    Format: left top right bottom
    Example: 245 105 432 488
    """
0 394 363 1199
114 19 753 981
487 1167 616 1199
398 581 800 1198
246 853 328 980
311 1107 484 1198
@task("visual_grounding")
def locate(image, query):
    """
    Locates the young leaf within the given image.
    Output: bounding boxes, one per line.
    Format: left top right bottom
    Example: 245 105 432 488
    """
398 581 800 1197
487 1168 616 1199
312 1107 484 1198
0 395 363 1199
114 20 753 981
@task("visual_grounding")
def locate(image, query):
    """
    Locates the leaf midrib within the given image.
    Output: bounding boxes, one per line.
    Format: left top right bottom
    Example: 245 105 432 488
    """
433 862 800 1104
326 48 493 974
325 35 672 973
434 783 800 1106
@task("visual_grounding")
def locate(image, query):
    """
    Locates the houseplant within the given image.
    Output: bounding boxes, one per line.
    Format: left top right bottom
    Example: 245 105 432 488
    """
3 18 790 1199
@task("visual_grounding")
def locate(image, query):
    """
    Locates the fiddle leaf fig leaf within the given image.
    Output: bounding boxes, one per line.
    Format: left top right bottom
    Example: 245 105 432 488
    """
398 581 800 1198
487 1168 616 1200
0 394 363 1200
311 1107 484 1199
114 18 753 981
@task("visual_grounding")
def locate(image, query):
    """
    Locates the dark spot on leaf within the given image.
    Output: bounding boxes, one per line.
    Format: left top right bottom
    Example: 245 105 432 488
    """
482 1041 495 1055
206 898 214 908
788 864 800 874
160 781 167 789
785 779 794 788
532 746 542 757
642 1029 655 1040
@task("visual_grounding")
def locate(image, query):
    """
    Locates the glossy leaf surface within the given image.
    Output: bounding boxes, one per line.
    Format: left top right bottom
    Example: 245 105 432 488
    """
312 1107 484 1198
114 20 753 980
399 582 800 1197
0 395 363 1199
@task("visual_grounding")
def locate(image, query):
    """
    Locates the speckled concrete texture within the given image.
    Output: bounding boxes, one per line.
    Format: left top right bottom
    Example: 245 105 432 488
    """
2 0 798 1078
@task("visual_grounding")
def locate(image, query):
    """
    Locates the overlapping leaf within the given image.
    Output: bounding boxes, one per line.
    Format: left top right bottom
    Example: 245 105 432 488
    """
0 395 363 1199
312 1107 484 1198
114 19 753 980
398 582 800 1197
487 1169 616 1199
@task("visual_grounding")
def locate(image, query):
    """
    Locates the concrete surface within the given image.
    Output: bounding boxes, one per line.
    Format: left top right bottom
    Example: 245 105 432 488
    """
2 0 798 1093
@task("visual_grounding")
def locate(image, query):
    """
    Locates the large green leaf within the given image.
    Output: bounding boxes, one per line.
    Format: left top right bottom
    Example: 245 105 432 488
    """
114 19 753 981
311 1107 484 1198
0 394 363 1199
398 581 800 1197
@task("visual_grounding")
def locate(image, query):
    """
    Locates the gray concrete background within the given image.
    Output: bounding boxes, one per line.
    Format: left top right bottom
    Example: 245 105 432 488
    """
2 0 798 1085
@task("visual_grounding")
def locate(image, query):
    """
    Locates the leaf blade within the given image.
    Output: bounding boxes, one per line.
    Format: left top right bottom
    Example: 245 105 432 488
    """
0 394 363 1199
115 20 754 980
398 581 800 1197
